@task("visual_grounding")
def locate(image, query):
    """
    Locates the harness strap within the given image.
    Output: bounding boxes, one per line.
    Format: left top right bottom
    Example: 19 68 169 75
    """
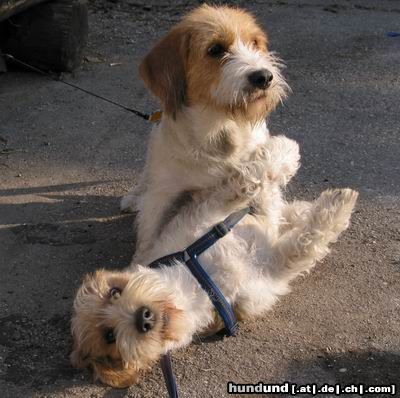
160 353 178 398
149 207 251 269
186 207 251 259
149 207 251 335
184 253 238 336
149 207 251 398
149 207 250 335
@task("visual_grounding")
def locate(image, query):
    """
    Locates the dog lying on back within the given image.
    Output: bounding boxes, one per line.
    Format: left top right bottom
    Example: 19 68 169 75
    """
70 5 358 388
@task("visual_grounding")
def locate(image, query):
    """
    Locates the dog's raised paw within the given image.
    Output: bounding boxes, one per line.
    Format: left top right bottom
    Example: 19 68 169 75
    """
228 162 265 200
263 136 300 186
314 188 359 235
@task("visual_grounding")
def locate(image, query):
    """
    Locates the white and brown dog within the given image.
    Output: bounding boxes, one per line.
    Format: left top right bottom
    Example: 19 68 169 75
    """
120 4 289 261
70 5 358 388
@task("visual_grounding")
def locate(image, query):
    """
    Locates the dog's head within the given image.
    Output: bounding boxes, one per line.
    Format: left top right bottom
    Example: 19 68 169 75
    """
140 4 288 121
70 268 185 388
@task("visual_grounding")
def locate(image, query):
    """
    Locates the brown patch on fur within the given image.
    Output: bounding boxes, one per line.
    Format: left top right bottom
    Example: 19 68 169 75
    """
156 190 194 236
70 321 130 387
200 304 248 336
161 301 186 341
92 359 139 388
70 304 123 373
207 128 237 158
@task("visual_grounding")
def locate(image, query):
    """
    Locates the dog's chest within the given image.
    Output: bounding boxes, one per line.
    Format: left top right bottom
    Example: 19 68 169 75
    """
247 123 269 152
219 122 269 159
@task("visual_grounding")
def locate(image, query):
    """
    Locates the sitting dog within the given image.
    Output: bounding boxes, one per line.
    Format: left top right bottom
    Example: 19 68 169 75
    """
119 4 289 262
70 4 358 389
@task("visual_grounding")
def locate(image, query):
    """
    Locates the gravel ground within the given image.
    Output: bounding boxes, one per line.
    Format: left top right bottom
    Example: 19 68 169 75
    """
0 1 399 397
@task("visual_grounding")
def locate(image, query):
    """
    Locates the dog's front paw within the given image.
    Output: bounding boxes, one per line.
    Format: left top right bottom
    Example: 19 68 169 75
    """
263 135 300 186
227 162 264 200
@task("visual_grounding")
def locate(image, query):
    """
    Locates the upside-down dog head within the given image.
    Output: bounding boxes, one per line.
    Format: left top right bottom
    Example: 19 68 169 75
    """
140 4 288 121
70 268 185 388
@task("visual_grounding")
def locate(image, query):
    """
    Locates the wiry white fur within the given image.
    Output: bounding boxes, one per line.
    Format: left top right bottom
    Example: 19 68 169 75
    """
122 105 276 257
74 134 358 374
212 41 289 107
121 139 358 359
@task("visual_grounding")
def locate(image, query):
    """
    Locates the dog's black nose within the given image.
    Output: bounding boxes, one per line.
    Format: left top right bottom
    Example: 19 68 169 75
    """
135 306 155 333
248 69 273 89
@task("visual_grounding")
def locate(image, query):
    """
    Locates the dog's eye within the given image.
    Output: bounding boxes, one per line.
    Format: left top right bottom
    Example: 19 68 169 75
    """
252 39 258 47
109 287 122 299
104 329 116 344
207 43 226 58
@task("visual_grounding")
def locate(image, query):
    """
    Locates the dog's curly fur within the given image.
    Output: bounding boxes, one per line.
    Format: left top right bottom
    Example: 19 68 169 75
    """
71 5 358 388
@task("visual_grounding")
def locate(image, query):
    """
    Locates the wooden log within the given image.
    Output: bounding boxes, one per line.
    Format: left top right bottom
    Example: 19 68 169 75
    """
0 0 88 72
0 0 49 22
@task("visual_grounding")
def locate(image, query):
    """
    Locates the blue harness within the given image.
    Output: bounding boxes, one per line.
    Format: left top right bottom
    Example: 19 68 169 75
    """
148 207 251 398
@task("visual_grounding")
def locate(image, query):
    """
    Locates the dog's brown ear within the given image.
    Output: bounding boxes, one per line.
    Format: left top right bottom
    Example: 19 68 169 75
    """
70 347 91 369
139 27 191 117
92 359 139 388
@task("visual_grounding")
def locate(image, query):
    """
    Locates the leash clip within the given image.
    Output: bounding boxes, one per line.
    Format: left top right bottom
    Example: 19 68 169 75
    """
214 222 230 237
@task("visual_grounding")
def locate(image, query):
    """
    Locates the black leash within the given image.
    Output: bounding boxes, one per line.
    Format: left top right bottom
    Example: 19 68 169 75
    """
2 53 155 121
149 207 252 397
160 354 178 398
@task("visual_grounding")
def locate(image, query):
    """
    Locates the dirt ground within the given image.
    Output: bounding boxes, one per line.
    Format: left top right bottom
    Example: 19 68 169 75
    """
0 0 399 397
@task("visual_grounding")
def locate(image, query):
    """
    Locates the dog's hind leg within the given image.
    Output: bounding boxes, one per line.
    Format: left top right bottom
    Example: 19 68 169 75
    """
279 200 313 234
268 188 358 283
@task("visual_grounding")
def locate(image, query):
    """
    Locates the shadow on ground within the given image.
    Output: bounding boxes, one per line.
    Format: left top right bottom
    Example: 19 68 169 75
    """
0 181 137 393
